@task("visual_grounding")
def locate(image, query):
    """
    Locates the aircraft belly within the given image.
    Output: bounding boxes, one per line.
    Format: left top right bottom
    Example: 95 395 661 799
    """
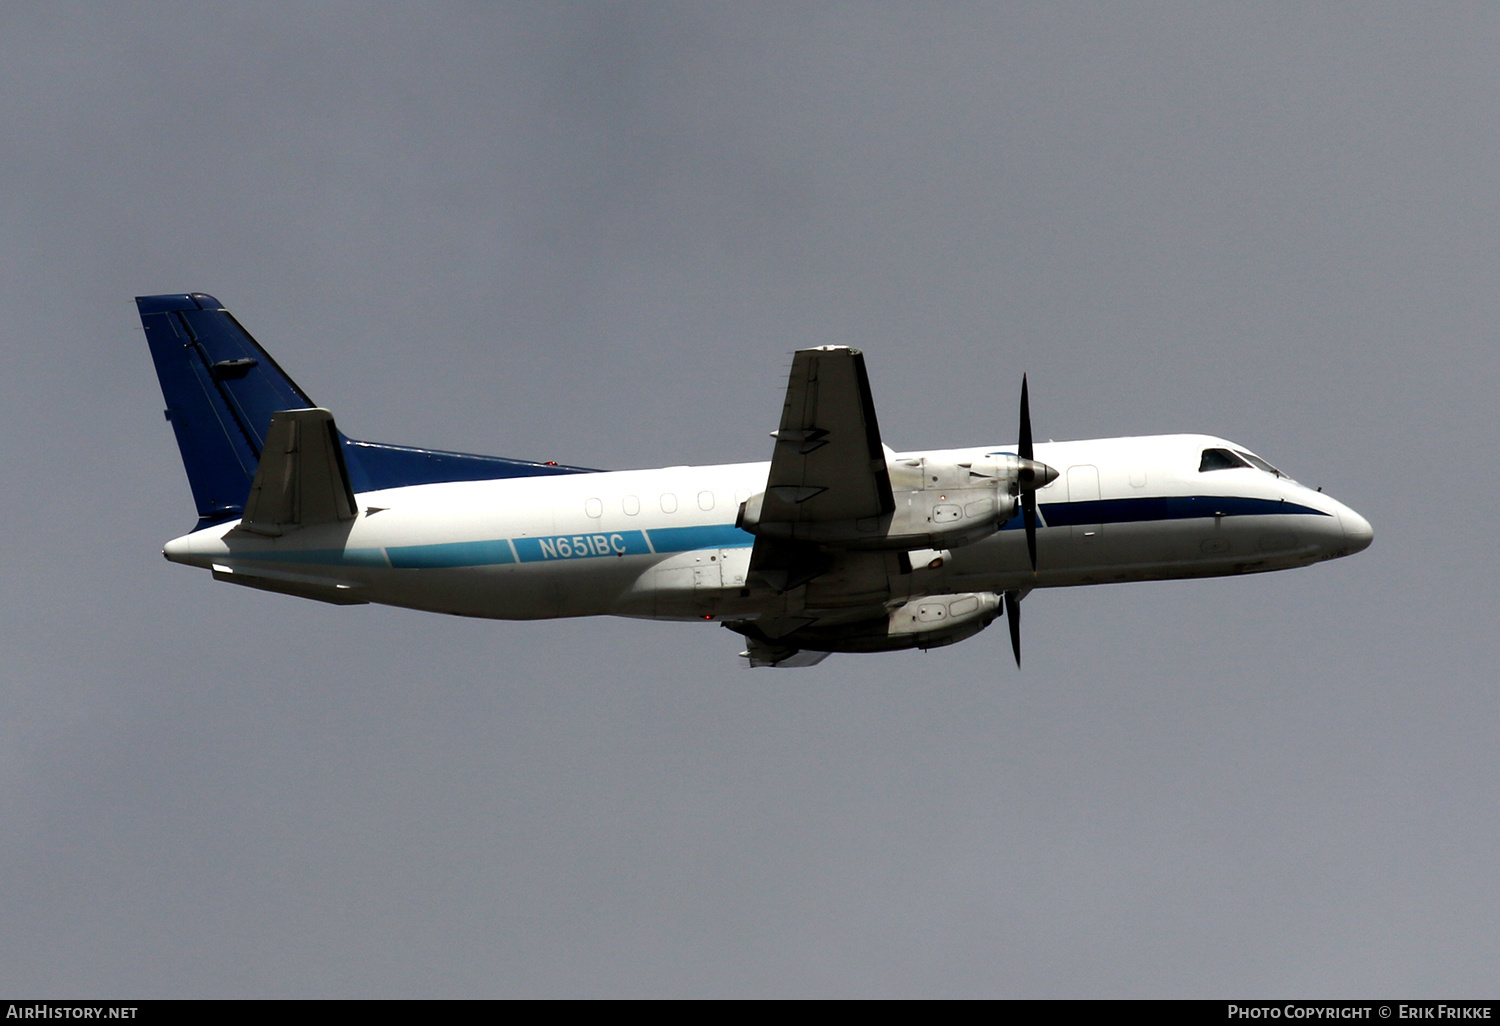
1083 516 1330 578
355 559 664 620
612 547 760 620
369 566 558 619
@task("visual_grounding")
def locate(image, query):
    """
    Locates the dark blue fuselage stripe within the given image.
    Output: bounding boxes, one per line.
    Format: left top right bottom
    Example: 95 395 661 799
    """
1002 494 1331 530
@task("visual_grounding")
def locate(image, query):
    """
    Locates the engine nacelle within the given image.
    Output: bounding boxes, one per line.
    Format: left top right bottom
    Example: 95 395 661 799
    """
738 453 1032 551
884 591 1002 648
726 592 1001 654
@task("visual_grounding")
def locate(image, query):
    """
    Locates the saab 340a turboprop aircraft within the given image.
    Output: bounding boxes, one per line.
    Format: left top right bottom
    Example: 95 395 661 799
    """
139 293 1372 668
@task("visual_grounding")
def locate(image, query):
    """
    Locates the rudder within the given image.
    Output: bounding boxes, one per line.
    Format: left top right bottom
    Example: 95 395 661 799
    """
138 293 316 528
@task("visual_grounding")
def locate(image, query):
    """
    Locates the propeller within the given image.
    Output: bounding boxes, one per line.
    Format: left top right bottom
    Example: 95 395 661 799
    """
1018 375 1039 572
1007 378 1056 668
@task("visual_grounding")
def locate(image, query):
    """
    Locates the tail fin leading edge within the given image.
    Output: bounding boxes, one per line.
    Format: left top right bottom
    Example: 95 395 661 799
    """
138 293 317 527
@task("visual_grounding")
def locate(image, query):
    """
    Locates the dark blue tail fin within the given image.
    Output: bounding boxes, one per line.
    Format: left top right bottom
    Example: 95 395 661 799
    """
139 294 317 527
139 293 596 530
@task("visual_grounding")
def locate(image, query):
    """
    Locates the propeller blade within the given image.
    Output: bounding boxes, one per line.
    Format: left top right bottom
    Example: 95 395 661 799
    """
1018 375 1038 572
1010 379 1043 662
1004 589 1021 666
1018 375 1033 462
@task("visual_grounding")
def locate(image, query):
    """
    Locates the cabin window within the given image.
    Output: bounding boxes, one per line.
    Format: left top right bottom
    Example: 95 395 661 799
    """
660 493 678 514
1199 448 1250 472
698 490 715 511
622 495 640 516
584 498 603 518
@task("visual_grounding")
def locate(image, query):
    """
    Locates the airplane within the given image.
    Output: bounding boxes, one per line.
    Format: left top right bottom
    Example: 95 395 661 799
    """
137 292 1373 668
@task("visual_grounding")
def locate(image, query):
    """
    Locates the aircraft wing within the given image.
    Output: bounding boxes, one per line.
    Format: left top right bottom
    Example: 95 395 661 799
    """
759 346 895 524
748 347 898 596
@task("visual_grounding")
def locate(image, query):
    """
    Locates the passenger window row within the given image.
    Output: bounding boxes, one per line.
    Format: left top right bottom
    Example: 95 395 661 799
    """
583 491 725 517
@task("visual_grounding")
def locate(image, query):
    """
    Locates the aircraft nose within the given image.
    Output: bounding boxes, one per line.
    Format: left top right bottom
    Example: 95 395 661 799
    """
1339 507 1374 555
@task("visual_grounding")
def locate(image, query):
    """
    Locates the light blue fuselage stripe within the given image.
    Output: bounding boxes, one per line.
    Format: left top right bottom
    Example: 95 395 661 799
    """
387 539 515 568
646 524 756 552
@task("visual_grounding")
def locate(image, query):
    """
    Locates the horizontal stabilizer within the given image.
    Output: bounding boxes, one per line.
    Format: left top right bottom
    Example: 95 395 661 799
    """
239 409 358 535
211 563 367 606
738 636 831 668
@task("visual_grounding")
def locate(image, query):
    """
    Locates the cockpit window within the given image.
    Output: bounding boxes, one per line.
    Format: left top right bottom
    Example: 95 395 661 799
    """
1235 450 1283 477
1199 448 1250 472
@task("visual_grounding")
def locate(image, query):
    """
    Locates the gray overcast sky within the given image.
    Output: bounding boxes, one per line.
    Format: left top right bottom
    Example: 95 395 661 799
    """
1 3 1496 997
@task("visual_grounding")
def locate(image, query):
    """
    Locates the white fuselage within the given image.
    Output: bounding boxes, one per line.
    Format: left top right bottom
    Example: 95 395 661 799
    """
162 433 1372 625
